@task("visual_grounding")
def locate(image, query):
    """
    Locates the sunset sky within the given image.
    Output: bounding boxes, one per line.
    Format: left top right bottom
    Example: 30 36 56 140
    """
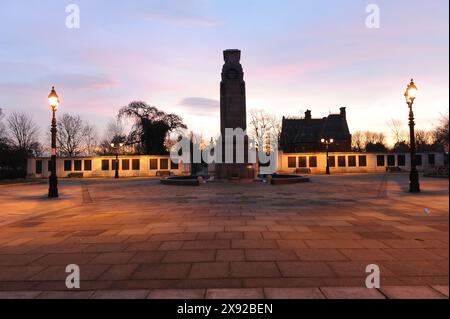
0 0 448 145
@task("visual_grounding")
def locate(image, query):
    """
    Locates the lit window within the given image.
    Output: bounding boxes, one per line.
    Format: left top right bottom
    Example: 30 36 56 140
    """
84 160 92 171
428 154 435 166
387 155 395 167
348 156 356 167
132 159 140 170
64 160 72 171
287 157 296 168
101 160 109 171
299 156 307 168
397 155 406 166
36 160 43 174
376 155 385 167
338 156 346 167
122 159 130 170
160 158 169 170
358 155 367 167
74 160 82 171
149 159 158 170
309 156 317 167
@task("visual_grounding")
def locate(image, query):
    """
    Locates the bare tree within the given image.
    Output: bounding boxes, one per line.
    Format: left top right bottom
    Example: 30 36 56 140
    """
6 111 40 152
363 131 385 145
351 131 365 151
56 113 86 157
248 109 281 151
98 118 130 155
388 119 407 144
0 108 7 144
31 141 44 157
362 131 374 145
268 114 282 147
375 132 386 145
105 118 126 141
415 129 434 150
351 131 387 152
83 123 98 156
433 113 449 152
189 131 209 151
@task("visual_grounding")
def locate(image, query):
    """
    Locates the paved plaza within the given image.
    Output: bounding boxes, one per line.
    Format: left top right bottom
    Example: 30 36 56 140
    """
0 174 448 299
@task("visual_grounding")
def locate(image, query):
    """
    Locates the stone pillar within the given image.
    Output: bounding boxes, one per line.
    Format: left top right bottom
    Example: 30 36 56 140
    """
215 49 253 179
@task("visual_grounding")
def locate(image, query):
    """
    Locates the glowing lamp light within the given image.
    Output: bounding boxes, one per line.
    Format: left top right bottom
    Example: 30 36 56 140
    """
321 137 334 175
321 138 334 144
404 79 418 104
48 86 60 110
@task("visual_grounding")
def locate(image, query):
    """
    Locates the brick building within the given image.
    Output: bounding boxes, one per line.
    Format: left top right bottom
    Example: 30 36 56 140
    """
280 107 352 153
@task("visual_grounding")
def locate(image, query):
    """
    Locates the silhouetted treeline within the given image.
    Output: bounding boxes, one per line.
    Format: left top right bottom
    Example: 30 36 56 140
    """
0 109 41 179
352 113 449 154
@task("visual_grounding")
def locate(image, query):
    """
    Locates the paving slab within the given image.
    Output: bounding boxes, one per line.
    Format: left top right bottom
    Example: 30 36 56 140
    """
0 175 447 295
381 286 447 299
206 288 264 299
432 285 449 297
264 288 325 299
321 287 385 299
148 289 205 299
0 291 42 299
91 289 150 299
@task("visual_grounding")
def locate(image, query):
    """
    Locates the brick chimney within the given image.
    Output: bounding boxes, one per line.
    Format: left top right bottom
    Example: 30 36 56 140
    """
340 107 346 119
305 109 311 120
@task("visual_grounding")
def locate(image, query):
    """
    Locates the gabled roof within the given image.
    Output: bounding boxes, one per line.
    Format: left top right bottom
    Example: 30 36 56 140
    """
280 108 351 152
321 114 351 139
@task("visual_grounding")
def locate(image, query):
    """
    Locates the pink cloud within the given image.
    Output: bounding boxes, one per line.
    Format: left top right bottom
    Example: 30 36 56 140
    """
49 73 120 90
248 59 339 79
142 12 221 27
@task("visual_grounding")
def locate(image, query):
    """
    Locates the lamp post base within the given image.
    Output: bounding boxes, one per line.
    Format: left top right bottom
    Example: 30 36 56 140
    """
115 156 119 179
409 184 421 193
48 189 59 198
48 156 58 198
48 179 59 198
409 170 420 193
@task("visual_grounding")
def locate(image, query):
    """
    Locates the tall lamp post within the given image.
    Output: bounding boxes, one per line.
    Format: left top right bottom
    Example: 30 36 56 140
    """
48 86 60 198
404 79 420 193
320 138 334 175
111 142 123 179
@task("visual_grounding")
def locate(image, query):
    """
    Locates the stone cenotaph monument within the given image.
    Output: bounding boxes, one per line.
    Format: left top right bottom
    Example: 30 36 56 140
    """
214 49 254 179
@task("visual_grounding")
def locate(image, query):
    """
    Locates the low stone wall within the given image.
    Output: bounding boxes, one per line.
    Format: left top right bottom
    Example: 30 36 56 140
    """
270 174 310 185
27 156 189 178
278 151 445 175
160 176 200 186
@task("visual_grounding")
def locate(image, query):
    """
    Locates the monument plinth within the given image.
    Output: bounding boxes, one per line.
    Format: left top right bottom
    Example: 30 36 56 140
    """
215 49 254 180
